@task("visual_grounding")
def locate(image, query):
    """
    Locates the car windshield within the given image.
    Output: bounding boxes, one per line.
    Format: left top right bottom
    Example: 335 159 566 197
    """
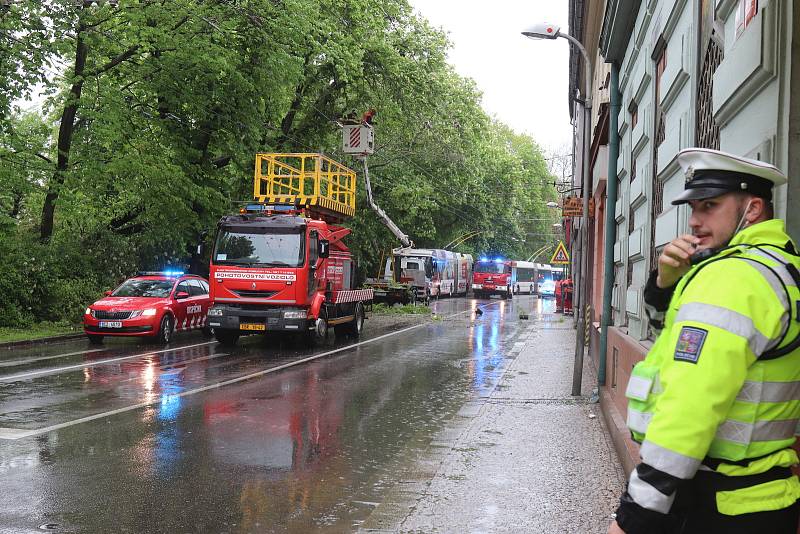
475 262 505 274
112 279 174 298
214 229 304 267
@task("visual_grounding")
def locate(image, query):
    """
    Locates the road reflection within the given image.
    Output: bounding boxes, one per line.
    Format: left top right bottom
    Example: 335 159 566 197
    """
0 298 539 533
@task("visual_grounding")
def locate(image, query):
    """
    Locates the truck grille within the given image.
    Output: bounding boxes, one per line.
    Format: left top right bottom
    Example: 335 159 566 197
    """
92 310 133 320
231 290 278 298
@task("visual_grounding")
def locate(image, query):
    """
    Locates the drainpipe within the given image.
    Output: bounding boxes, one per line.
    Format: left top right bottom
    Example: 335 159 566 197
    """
598 62 620 386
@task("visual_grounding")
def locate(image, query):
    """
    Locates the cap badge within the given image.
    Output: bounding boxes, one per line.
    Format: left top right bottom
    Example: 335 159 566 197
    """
685 166 695 183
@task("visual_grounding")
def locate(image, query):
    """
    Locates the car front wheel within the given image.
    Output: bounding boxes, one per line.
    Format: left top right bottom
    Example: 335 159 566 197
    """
155 314 174 345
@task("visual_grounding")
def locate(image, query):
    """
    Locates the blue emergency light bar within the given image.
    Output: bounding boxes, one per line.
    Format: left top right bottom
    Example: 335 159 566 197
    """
138 270 185 277
494 258 504 263
244 203 296 213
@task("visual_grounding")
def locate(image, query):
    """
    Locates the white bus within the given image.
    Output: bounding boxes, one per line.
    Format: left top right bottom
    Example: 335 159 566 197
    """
383 248 473 301
511 261 537 294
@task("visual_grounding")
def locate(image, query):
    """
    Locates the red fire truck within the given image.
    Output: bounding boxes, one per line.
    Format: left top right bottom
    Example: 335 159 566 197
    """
471 257 514 299
206 153 373 346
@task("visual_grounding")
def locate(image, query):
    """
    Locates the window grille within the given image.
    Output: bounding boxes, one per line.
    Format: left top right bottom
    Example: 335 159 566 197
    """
650 46 667 271
696 39 723 149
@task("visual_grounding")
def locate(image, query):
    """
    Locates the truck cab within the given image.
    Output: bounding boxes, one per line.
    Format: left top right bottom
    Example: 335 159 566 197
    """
471 258 514 299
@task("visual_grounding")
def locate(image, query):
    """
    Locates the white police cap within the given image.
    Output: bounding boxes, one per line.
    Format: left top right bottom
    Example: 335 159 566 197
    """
672 148 786 205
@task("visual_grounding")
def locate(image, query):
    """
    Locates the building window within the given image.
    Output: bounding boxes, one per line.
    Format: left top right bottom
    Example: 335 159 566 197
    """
630 104 639 130
697 25 723 148
627 259 634 288
628 204 635 234
735 0 758 38
651 43 667 274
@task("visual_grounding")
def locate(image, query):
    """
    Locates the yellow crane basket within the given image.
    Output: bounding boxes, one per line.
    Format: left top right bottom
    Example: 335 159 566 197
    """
253 153 356 220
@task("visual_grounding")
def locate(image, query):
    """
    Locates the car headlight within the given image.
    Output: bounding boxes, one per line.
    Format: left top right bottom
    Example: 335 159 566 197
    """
142 308 157 317
85 308 92 316
207 307 224 317
283 310 307 319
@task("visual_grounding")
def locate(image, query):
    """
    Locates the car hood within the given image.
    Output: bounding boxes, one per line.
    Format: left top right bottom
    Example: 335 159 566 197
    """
91 297 169 311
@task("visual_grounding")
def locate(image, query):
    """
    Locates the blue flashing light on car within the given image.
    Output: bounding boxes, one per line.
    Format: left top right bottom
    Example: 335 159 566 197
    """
494 258 504 263
138 270 185 277
480 257 489 262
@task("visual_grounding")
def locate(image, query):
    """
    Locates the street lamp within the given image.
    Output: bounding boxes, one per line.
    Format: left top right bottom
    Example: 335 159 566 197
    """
523 22 593 397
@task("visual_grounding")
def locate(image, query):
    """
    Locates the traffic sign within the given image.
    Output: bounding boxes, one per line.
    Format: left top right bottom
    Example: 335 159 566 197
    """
550 241 570 264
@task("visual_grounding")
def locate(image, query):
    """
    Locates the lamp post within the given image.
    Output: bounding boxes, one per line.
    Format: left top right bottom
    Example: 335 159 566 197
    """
523 22 593 396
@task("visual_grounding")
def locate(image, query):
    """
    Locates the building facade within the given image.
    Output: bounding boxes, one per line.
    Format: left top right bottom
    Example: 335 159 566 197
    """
566 0 800 473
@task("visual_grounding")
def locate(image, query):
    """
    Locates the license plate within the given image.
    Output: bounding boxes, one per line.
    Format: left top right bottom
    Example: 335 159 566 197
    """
99 321 122 328
240 323 265 331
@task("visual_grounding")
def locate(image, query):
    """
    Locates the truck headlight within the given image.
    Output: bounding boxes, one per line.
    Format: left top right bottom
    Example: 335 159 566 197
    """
283 310 307 319
472 284 482 289
142 308 157 317
207 307 224 317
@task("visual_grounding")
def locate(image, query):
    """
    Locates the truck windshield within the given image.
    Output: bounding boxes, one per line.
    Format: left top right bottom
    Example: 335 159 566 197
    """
213 229 305 267
113 279 174 298
475 262 505 274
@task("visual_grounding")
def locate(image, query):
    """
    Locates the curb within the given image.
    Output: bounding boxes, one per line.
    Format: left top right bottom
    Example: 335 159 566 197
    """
0 333 86 351
599 385 638 476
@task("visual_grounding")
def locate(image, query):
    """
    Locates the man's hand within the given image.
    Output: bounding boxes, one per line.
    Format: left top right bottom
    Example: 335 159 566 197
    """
607 520 625 534
657 234 700 288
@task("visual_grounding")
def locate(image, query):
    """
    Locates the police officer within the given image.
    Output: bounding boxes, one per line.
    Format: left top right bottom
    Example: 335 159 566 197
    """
608 148 800 534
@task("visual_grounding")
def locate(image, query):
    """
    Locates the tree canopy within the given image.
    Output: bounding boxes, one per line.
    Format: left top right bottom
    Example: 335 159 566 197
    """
0 0 559 325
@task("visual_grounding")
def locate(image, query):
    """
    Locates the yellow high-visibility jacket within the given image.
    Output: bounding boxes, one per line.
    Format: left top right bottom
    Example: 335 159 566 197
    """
617 219 800 530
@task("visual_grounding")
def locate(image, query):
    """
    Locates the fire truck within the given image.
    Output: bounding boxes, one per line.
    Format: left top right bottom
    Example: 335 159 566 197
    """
471 257 514 299
206 153 373 346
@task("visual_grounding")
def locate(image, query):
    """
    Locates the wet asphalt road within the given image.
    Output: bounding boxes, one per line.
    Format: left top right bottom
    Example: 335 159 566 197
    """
0 296 554 533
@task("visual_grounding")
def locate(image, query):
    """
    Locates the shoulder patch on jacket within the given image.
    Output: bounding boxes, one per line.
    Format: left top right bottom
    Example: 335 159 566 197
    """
674 327 708 363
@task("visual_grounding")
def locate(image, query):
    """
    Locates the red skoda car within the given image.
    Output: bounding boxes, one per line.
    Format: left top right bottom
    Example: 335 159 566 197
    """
84 272 212 345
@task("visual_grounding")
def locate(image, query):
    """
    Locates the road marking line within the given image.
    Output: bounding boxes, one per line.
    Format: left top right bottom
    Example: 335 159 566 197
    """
0 341 218 383
0 305 488 440
0 348 107 368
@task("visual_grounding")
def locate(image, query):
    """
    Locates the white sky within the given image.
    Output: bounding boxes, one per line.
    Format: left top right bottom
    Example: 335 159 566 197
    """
409 0 572 154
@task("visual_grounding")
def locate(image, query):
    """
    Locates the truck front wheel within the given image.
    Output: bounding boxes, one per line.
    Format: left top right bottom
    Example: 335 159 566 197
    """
304 310 328 346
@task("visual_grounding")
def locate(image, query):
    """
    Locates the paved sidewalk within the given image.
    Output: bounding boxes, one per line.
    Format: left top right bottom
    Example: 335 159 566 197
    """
361 313 625 533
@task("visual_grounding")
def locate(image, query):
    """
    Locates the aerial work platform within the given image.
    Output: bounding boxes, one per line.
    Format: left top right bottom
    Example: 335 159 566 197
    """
253 153 356 222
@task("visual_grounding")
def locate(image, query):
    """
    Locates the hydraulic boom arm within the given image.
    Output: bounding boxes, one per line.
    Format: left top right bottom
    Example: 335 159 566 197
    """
362 159 413 248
